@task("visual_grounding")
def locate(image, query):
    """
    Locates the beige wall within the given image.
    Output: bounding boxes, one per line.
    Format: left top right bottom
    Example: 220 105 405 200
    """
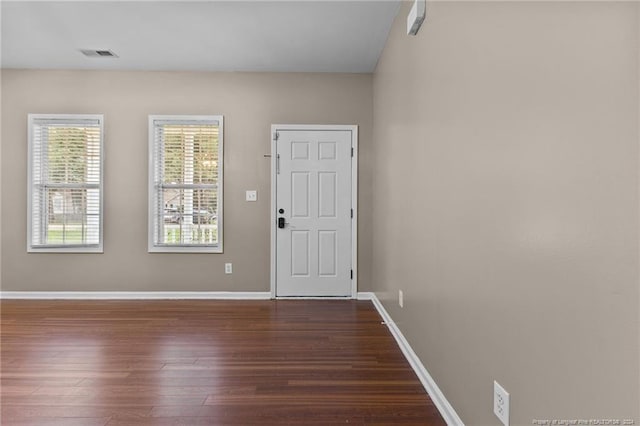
372 1 639 424
0 70 373 292
0 69 3 291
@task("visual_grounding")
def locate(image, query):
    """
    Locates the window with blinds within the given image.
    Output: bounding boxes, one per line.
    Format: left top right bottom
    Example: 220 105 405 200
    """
28 114 104 252
148 115 223 253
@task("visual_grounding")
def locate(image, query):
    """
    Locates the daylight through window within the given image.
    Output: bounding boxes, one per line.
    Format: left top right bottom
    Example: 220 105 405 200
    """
28 114 103 252
149 116 223 252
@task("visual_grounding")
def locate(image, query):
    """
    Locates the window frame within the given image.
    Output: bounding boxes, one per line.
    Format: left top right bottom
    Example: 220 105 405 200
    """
147 115 224 253
27 113 105 253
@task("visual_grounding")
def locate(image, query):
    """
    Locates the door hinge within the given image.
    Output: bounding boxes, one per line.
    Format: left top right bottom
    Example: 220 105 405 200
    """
351 147 354 157
351 209 353 218
350 269 353 280
274 131 279 141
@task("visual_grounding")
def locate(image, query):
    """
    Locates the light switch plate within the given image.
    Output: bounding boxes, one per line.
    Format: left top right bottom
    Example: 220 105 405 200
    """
246 190 257 202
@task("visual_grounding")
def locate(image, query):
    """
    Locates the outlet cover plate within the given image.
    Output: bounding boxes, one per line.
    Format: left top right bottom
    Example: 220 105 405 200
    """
493 381 510 426
225 263 233 274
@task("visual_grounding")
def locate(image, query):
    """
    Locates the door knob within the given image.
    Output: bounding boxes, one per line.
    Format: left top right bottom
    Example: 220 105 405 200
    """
278 217 286 229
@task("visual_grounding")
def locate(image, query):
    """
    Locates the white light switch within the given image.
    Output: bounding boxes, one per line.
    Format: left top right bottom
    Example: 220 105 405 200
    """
246 190 257 202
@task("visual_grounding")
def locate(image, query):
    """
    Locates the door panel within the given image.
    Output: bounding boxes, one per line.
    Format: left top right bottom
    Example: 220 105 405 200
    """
318 172 337 218
291 230 310 277
318 231 337 277
291 172 310 218
275 129 352 297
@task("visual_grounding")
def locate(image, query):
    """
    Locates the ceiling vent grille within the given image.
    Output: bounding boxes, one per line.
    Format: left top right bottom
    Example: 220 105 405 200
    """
80 49 118 58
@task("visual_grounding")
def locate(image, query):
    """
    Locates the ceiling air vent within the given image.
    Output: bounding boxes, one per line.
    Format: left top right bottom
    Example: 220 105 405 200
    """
79 49 118 58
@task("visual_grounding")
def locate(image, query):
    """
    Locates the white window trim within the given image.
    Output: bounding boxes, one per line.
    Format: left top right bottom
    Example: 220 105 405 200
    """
27 113 104 253
148 115 224 253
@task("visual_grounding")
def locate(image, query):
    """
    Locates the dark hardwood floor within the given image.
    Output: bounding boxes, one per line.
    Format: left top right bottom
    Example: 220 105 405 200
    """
0 300 446 425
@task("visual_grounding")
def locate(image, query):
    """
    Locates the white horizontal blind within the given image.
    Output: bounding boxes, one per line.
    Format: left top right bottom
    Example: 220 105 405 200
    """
149 116 223 251
28 115 103 251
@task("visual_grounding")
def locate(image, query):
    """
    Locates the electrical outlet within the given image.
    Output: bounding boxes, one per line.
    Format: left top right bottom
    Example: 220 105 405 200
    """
225 263 233 274
493 381 510 426
399 290 404 308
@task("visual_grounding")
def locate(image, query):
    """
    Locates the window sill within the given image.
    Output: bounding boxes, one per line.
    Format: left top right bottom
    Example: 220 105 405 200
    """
148 245 223 254
28 245 104 254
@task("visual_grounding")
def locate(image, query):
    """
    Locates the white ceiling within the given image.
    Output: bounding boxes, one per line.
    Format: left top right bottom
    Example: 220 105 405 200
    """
1 1 400 73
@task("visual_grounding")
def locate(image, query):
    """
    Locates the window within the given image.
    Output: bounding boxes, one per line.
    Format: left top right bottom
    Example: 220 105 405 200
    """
148 115 223 253
28 114 104 252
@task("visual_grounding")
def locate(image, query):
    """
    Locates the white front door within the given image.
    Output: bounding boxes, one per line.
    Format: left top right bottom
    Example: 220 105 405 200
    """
273 127 355 297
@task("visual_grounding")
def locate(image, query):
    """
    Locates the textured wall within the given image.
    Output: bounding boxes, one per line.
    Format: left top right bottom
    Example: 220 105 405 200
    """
372 1 639 424
1 70 373 292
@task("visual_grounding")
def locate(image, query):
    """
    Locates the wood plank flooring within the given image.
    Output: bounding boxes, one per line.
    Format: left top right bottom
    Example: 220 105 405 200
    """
1 300 446 425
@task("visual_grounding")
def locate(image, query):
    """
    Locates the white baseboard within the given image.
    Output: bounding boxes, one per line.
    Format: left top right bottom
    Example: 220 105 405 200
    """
1 291 372 301
365 292 465 426
0 291 272 300
356 291 374 300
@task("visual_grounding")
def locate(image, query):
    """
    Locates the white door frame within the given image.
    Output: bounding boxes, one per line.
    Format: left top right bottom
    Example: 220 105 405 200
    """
270 124 358 299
